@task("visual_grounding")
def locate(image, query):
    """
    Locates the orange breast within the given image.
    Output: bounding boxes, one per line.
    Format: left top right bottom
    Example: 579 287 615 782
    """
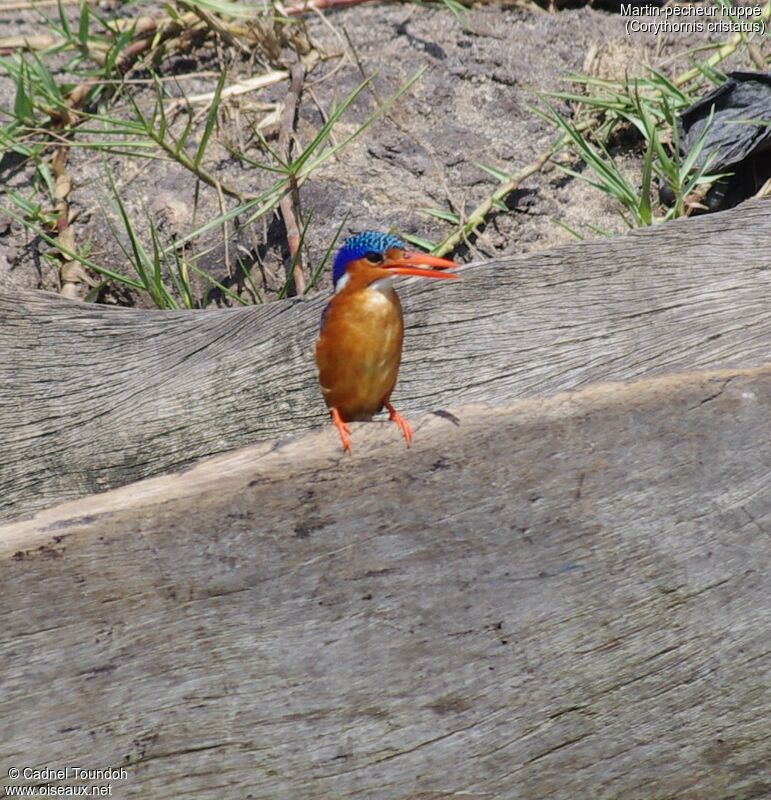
315 283 404 421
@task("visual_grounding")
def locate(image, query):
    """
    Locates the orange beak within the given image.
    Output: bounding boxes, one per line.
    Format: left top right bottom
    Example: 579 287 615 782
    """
383 252 458 280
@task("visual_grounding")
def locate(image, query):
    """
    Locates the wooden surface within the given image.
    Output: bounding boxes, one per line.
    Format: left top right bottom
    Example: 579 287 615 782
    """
1 365 769 799
2 199 771 521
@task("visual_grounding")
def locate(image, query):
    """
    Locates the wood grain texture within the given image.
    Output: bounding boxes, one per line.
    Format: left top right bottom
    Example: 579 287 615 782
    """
1 365 769 799
2 199 771 521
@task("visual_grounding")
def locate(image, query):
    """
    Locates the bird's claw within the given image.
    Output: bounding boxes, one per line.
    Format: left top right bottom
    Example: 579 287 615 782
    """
330 408 352 454
385 401 413 447
329 404 412 453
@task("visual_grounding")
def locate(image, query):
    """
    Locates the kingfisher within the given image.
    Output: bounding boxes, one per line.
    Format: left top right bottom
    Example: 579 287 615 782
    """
315 231 458 453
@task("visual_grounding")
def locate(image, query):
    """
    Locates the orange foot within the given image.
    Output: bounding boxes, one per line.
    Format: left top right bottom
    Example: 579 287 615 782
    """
385 401 413 447
330 407 352 454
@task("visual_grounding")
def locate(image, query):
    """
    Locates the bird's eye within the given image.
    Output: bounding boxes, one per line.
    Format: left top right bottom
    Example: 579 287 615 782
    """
364 251 384 264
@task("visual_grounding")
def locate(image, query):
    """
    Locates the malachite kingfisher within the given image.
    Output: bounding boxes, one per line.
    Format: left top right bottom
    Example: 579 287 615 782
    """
315 231 458 454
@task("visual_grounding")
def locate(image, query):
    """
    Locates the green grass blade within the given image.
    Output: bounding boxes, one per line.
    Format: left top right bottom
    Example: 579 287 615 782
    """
194 69 226 169
420 207 461 224
77 1 90 49
475 161 510 182
3 199 145 288
305 212 349 294
552 217 583 240
298 68 426 178
13 60 34 124
403 233 437 252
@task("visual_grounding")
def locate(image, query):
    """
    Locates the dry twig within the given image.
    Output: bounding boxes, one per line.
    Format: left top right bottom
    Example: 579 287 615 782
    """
434 151 553 257
278 61 306 295
284 0 377 15
50 147 96 298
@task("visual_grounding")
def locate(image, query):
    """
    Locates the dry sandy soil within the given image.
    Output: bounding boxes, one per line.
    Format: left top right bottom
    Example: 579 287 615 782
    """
0 0 764 304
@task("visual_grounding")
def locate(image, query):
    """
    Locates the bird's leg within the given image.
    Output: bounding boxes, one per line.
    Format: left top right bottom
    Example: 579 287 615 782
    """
330 407 352 453
384 401 413 447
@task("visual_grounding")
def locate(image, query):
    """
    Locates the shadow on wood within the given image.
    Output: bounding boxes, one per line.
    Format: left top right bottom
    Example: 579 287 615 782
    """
1 365 769 798
2 199 770 521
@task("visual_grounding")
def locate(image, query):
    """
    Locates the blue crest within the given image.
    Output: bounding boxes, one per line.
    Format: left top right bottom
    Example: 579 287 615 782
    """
332 231 405 287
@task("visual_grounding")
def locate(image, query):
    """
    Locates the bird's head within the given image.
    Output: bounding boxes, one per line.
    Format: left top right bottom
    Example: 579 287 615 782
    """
331 231 457 292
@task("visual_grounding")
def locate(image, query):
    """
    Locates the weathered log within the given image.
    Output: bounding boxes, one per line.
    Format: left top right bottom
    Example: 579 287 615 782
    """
2 199 771 521
1 365 769 798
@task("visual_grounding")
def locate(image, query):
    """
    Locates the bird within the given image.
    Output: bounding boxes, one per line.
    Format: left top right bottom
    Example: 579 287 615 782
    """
315 231 458 453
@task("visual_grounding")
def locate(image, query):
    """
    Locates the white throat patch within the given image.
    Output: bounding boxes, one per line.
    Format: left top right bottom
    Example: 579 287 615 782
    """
334 273 350 293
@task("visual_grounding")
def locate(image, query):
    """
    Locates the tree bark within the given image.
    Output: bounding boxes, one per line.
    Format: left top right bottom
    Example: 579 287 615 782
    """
1 365 769 799
2 200 770 521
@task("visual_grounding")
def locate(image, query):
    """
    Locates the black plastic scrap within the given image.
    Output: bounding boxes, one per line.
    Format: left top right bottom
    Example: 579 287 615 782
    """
679 71 771 172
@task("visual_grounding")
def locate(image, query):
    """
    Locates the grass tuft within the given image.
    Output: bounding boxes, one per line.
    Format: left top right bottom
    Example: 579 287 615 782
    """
0 1 427 306
533 66 732 227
